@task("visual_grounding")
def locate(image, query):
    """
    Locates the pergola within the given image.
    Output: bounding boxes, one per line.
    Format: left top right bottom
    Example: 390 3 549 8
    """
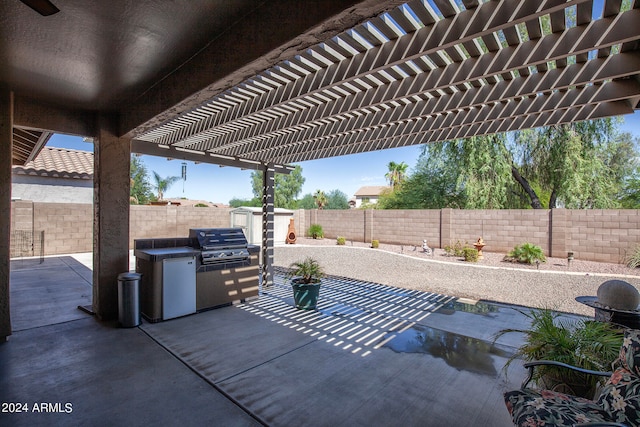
2 0 640 339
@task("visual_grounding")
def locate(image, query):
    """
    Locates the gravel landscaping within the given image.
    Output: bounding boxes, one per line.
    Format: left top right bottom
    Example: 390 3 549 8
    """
274 238 640 317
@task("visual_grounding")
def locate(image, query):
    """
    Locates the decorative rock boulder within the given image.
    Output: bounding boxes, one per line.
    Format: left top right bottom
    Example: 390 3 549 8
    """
597 280 640 311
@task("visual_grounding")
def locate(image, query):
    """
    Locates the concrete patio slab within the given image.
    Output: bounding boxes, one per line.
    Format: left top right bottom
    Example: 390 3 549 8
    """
10 256 92 331
4 254 535 426
0 317 261 427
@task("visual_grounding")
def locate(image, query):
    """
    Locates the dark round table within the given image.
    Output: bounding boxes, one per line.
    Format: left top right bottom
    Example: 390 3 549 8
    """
576 296 640 329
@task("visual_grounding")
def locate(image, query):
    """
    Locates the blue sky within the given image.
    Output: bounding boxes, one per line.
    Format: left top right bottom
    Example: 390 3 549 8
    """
46 111 640 205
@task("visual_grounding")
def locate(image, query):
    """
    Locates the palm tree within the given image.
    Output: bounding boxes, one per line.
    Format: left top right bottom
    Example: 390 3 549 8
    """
313 190 328 209
385 161 408 190
152 171 181 200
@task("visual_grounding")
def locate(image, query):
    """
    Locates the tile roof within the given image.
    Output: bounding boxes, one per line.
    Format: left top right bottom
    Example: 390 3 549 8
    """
12 147 93 180
354 186 390 197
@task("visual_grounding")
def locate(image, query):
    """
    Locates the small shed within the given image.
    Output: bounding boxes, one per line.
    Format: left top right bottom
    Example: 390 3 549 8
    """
230 207 294 245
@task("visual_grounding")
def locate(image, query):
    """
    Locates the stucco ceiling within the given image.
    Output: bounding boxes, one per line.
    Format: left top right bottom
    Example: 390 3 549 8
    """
4 0 640 169
4 0 396 165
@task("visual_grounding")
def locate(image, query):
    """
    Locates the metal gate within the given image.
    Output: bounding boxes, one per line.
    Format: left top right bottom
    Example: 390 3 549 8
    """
10 230 44 263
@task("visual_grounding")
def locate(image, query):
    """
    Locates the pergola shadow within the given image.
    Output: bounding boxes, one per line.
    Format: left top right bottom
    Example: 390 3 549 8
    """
141 268 531 426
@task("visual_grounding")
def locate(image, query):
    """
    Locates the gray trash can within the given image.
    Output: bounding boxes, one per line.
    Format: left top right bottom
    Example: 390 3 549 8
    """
118 272 141 327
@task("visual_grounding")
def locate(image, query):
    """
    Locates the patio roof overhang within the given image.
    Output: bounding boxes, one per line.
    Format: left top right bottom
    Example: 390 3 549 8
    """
5 1 640 171
130 0 640 170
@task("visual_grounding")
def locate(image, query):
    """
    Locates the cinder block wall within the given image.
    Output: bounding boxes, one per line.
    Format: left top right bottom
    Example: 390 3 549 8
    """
32 202 93 254
129 205 231 247
448 209 550 254
10 200 33 232
9 201 640 263
303 208 640 263
566 210 640 263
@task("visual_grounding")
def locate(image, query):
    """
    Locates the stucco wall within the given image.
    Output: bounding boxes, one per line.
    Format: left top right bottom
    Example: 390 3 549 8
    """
9 201 640 264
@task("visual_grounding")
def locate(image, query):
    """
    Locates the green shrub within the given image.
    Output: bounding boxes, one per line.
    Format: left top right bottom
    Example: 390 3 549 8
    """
371 239 379 248
194 203 208 207
444 240 467 257
307 224 324 239
336 236 346 245
463 247 479 262
625 244 640 269
504 242 546 264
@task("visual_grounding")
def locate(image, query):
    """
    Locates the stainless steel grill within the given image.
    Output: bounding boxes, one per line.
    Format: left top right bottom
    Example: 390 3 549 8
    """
189 228 250 266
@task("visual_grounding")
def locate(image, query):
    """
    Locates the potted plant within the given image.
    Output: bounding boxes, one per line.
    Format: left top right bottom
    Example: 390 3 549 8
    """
494 308 623 398
287 257 325 310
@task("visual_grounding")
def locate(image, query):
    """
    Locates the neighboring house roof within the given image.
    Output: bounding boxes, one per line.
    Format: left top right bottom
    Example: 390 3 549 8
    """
12 147 93 180
163 198 227 208
354 186 390 198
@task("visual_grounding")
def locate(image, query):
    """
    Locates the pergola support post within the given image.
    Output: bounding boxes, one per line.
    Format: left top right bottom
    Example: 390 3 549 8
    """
0 87 13 341
261 165 275 288
92 114 131 320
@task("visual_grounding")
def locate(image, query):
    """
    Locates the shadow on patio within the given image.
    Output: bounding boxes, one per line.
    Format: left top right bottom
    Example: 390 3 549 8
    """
2 256 535 426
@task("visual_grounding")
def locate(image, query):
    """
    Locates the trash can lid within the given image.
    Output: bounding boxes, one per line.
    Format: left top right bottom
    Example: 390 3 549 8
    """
118 272 141 280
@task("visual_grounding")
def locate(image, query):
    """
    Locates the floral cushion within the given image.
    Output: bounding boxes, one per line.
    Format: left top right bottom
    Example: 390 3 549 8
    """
596 330 640 425
504 388 609 426
619 329 640 375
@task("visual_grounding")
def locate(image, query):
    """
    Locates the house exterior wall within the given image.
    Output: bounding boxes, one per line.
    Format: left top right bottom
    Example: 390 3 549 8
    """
12 175 93 203
354 196 379 208
9 202 640 264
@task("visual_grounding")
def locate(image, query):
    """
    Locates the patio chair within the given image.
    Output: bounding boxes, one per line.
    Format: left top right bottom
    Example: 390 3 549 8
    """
504 329 640 427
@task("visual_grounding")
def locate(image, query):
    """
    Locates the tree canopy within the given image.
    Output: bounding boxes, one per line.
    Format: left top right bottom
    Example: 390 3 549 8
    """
250 165 305 209
379 118 639 209
129 156 154 205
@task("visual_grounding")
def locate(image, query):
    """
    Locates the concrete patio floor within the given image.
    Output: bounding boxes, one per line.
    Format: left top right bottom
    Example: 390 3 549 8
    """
1 253 564 426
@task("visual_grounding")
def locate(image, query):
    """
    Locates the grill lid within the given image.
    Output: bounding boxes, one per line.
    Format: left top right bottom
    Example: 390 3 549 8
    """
189 228 248 250
189 228 250 265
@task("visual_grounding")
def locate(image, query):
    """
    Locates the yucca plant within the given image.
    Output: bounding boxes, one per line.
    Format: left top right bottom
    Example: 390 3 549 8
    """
494 309 623 398
504 242 546 264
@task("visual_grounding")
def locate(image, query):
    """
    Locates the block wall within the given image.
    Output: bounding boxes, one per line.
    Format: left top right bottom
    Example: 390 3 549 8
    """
448 209 550 254
10 200 33 232
9 202 640 264
32 202 93 254
565 209 640 263
129 205 231 247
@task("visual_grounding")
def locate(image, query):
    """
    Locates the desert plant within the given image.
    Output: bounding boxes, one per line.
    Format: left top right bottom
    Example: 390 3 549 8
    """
625 244 640 269
194 203 208 207
444 240 467 257
336 236 346 245
463 247 479 262
504 242 546 264
286 257 325 284
494 309 623 398
371 239 379 248
307 224 324 239
286 257 325 310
